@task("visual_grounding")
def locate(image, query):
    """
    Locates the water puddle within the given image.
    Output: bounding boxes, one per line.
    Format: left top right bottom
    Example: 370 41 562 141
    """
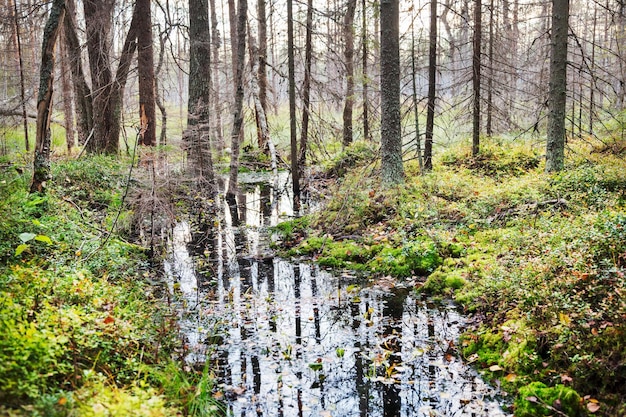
164 173 510 416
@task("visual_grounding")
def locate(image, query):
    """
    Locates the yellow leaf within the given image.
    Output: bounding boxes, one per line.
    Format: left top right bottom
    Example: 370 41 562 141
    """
505 373 517 382
559 312 571 326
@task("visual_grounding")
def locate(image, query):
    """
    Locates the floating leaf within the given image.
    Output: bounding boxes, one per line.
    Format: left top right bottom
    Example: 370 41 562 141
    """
309 362 323 372
15 244 29 256
18 232 36 243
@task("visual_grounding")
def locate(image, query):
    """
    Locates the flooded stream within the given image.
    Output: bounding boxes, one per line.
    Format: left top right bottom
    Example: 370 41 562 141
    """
164 173 510 416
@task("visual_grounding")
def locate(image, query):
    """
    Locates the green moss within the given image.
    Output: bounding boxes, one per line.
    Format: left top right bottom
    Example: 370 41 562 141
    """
515 382 583 417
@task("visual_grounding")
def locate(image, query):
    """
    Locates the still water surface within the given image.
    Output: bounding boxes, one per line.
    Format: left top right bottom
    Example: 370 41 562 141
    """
164 173 509 416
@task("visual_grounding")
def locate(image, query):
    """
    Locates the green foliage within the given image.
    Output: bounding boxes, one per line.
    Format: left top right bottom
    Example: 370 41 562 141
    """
515 382 583 417
0 156 214 415
323 140 377 178
275 138 626 412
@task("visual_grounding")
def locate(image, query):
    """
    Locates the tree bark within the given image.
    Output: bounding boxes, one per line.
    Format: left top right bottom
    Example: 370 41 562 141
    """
472 0 482 157
227 0 248 200
59 34 75 153
31 0 65 194
188 0 215 183
288 0 301 211
209 0 224 152
256 0 269 153
64 0 93 146
545 0 570 172
11 0 30 152
380 0 403 184
137 0 157 146
83 0 116 153
299 0 313 168
342 0 357 147
361 0 370 142
424 0 437 171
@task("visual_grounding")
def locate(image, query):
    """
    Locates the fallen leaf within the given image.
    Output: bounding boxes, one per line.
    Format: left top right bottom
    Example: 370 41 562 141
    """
103 316 115 325
587 402 601 413
489 364 503 372
57 397 67 405
505 373 517 382
526 396 538 403
560 374 573 384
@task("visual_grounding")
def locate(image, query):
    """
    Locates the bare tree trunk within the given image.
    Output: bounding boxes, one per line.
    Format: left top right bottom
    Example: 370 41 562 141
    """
155 27 167 145
287 0 300 211
380 0 403 184
472 0 482 157
424 0 437 171
210 0 225 152
361 0 370 141
137 0 157 146
11 0 30 151
83 0 116 153
342 0 357 147
59 35 74 153
546 0 570 172
411 2 423 174
31 0 65 194
188 0 215 183
299 0 313 168
227 0 248 201
64 0 92 146
486 0 494 136
256 0 269 152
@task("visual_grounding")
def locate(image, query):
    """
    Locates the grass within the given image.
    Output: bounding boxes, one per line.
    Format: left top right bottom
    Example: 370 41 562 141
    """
276 136 626 416
0 154 221 416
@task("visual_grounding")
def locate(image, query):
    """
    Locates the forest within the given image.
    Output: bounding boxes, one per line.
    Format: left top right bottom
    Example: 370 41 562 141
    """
0 0 625 416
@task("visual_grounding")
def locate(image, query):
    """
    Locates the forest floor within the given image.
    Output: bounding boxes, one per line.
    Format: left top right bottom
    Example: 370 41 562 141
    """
274 138 626 417
0 154 221 416
0 135 625 416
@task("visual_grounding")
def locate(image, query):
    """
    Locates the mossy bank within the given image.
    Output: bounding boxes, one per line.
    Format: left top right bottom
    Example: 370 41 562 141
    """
274 138 626 417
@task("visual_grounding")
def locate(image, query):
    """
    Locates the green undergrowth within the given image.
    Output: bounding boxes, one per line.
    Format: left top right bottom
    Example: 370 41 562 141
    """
275 138 626 416
0 156 221 416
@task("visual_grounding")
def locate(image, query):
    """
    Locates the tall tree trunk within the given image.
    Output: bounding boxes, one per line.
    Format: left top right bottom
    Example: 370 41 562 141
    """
155 29 167 145
209 0 224 152
227 0 248 201
11 0 29 151
424 0 437 172
59 35 75 153
137 0 157 146
546 0 570 172
31 0 65 194
188 0 215 183
342 0 357 147
83 0 116 153
287 0 301 211
256 0 269 152
380 0 403 184
361 0 370 141
472 0 482 157
411 2 423 173
299 0 313 168
486 0 494 136
64 0 93 146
